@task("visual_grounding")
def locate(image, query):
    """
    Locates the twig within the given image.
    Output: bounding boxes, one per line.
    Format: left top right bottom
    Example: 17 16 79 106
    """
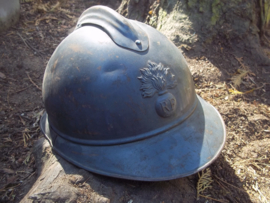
262 35 270 46
82 175 92 184
253 84 265 91
0 184 20 192
6 77 17 82
24 171 36 180
252 181 268 203
214 175 246 192
13 86 31 94
6 86 13 110
17 32 38 53
26 72 42 91
17 32 46 55
233 156 269 166
215 179 230 192
198 194 228 203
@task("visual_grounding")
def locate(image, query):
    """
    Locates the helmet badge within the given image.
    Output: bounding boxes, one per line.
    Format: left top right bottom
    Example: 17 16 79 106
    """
138 61 177 118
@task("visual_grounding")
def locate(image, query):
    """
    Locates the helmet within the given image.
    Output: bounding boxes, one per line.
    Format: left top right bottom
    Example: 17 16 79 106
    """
40 6 226 181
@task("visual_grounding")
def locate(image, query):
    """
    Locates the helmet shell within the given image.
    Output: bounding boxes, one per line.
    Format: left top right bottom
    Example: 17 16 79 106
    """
41 6 226 181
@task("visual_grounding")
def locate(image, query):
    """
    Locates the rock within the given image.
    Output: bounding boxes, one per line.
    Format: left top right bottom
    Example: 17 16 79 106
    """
0 0 20 33
21 138 198 203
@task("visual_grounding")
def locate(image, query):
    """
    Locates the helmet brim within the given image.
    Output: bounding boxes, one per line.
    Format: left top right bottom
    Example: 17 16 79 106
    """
40 95 226 181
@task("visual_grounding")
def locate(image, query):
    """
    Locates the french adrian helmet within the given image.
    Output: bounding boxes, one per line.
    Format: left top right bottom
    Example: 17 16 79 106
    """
40 6 226 181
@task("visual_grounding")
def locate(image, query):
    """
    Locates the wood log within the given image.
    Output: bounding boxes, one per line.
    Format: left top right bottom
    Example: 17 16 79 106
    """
21 138 198 203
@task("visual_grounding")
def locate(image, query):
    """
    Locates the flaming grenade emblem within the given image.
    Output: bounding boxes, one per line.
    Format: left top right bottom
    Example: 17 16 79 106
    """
138 61 178 117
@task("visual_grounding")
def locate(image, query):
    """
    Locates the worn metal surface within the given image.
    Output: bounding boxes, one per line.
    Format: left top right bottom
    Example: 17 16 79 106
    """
40 6 226 181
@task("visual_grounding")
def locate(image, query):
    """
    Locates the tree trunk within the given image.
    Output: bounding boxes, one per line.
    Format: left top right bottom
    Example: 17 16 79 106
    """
116 0 270 66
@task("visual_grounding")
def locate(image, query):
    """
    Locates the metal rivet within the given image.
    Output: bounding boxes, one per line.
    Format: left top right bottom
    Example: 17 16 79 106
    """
135 40 141 45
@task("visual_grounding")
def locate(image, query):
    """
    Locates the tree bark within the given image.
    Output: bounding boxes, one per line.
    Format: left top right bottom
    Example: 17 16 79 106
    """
117 0 270 66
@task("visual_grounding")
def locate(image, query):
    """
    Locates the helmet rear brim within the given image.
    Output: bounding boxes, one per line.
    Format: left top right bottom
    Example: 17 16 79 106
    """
40 95 226 181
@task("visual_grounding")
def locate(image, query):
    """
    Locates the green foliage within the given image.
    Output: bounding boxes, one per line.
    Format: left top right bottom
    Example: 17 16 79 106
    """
188 0 197 8
211 0 224 25
199 0 209 13
260 0 270 32
264 1 270 25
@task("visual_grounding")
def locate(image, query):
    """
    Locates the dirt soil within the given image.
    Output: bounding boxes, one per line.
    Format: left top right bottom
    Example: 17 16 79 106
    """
0 0 270 202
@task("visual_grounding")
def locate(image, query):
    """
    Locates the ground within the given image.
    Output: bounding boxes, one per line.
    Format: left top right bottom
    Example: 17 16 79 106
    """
0 0 270 202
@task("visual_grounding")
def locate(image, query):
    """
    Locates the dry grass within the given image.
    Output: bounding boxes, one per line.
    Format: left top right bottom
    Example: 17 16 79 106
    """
196 168 213 200
189 52 270 202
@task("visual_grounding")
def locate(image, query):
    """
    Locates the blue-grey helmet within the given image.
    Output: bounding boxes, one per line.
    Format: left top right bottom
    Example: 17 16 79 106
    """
40 6 226 181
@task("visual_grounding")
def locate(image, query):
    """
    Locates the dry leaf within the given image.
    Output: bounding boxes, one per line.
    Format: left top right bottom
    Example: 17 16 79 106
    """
3 137 12 142
50 1 60 12
37 4 48 12
253 100 258 106
235 56 243 63
23 153 31 165
0 72 6 79
248 114 269 121
31 0 50 13
215 83 226 89
19 116 26 125
35 16 57 26
229 88 254 95
180 44 192 50
6 175 17 184
23 132 31 148
32 109 44 127
59 8 71 14
5 32 14 36
252 181 268 203
231 69 249 87
64 14 74 19
1 168 15 174
234 56 248 70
